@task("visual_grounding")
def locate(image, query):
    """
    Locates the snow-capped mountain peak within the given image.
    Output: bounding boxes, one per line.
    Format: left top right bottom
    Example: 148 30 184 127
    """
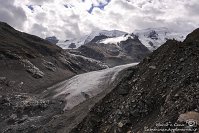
134 27 169 34
57 35 88 49
57 30 127 49
134 27 185 51
56 28 185 51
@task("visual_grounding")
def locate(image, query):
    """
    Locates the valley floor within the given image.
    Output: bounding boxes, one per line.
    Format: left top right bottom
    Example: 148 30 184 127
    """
0 63 138 133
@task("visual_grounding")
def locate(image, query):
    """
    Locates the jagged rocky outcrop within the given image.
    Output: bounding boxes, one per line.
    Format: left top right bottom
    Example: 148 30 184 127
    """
89 34 109 43
71 29 199 133
45 36 59 44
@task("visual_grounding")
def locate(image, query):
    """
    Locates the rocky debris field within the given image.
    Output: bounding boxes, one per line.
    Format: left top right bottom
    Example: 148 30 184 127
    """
71 29 199 133
0 93 65 133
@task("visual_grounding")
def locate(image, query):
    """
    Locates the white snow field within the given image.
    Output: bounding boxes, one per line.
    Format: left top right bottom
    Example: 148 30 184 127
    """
50 63 138 110
100 34 133 45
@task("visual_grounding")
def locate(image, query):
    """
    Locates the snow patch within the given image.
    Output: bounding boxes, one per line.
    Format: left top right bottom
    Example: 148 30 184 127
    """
100 34 133 45
84 30 127 44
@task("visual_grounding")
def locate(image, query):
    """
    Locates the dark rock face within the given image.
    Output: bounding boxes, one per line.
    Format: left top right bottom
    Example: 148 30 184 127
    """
89 35 109 43
184 28 199 43
45 36 59 44
75 37 151 67
77 45 105 61
119 38 150 60
71 29 199 133
148 30 159 40
68 43 77 49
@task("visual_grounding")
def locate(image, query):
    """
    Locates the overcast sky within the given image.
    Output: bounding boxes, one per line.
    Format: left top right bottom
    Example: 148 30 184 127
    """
0 0 199 40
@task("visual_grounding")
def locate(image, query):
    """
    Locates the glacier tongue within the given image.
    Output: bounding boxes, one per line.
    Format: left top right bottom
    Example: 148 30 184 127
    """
50 63 138 110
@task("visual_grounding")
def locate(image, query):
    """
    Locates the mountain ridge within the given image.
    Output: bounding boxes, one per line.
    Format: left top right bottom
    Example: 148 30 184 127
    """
56 28 185 51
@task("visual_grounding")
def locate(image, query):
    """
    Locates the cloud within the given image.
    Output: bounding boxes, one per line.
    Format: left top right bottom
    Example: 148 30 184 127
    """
0 0 198 40
0 0 27 29
185 0 199 16
30 23 48 37
28 0 54 5
114 0 136 10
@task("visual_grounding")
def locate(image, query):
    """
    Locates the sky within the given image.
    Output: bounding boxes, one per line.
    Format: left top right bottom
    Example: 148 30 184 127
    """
0 0 199 40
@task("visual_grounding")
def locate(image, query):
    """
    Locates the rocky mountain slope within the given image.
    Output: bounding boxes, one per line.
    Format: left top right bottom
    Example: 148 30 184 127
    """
0 22 107 133
45 36 59 44
71 28 199 133
0 22 107 94
68 34 150 67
